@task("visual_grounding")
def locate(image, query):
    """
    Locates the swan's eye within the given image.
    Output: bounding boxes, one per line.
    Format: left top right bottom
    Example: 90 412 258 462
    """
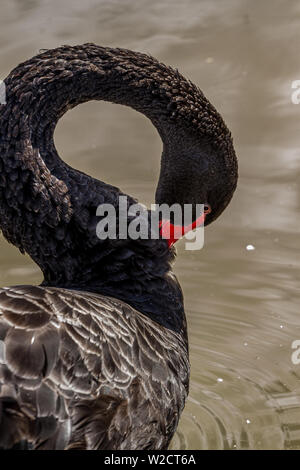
204 204 211 214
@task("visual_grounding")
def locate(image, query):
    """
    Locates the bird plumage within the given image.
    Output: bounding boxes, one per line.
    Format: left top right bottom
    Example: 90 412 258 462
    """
0 285 189 449
0 44 237 449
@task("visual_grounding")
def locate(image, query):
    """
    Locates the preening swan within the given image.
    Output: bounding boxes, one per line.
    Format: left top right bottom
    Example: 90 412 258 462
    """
0 44 237 449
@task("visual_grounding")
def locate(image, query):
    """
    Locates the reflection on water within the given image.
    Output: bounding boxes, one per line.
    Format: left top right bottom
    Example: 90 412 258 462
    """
1 0 300 449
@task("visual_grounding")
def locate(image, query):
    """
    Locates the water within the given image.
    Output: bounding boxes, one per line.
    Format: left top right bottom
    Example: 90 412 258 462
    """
1 0 300 450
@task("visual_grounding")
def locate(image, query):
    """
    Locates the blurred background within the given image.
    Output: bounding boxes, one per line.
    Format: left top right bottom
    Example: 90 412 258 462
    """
1 0 300 449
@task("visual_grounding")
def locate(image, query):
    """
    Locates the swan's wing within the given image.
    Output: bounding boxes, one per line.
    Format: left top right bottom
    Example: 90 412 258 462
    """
0 285 189 449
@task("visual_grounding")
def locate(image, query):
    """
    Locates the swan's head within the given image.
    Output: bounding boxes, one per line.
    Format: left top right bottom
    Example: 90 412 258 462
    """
155 128 238 234
190 137 238 227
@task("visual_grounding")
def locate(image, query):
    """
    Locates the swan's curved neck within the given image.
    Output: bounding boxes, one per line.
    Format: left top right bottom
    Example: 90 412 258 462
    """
0 44 236 291
5 46 179 181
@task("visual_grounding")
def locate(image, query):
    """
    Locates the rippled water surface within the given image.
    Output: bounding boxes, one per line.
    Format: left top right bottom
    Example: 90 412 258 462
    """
1 0 300 449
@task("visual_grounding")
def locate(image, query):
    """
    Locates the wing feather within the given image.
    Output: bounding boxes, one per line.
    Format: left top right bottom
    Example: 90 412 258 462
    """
0 285 189 449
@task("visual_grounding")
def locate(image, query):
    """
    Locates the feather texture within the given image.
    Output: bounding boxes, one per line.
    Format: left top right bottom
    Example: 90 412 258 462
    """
0 44 238 450
0 285 189 449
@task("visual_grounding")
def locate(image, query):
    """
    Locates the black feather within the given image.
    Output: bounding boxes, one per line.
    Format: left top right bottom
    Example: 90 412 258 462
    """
0 44 237 449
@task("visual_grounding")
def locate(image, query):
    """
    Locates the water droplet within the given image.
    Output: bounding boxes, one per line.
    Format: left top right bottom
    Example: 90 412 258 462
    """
246 244 255 251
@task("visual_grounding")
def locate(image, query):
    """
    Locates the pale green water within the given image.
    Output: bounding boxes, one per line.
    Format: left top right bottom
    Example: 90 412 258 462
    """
1 0 300 449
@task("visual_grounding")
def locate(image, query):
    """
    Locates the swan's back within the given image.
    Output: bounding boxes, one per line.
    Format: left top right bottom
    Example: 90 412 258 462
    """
0 285 189 449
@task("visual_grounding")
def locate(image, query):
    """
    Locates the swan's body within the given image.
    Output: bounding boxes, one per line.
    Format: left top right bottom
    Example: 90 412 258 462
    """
0 285 188 449
0 44 237 449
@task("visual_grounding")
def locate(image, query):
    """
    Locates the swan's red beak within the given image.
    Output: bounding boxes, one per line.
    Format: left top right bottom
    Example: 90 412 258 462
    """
159 205 211 248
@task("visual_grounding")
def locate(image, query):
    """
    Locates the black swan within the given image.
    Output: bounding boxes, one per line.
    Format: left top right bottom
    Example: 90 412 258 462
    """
0 44 238 450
